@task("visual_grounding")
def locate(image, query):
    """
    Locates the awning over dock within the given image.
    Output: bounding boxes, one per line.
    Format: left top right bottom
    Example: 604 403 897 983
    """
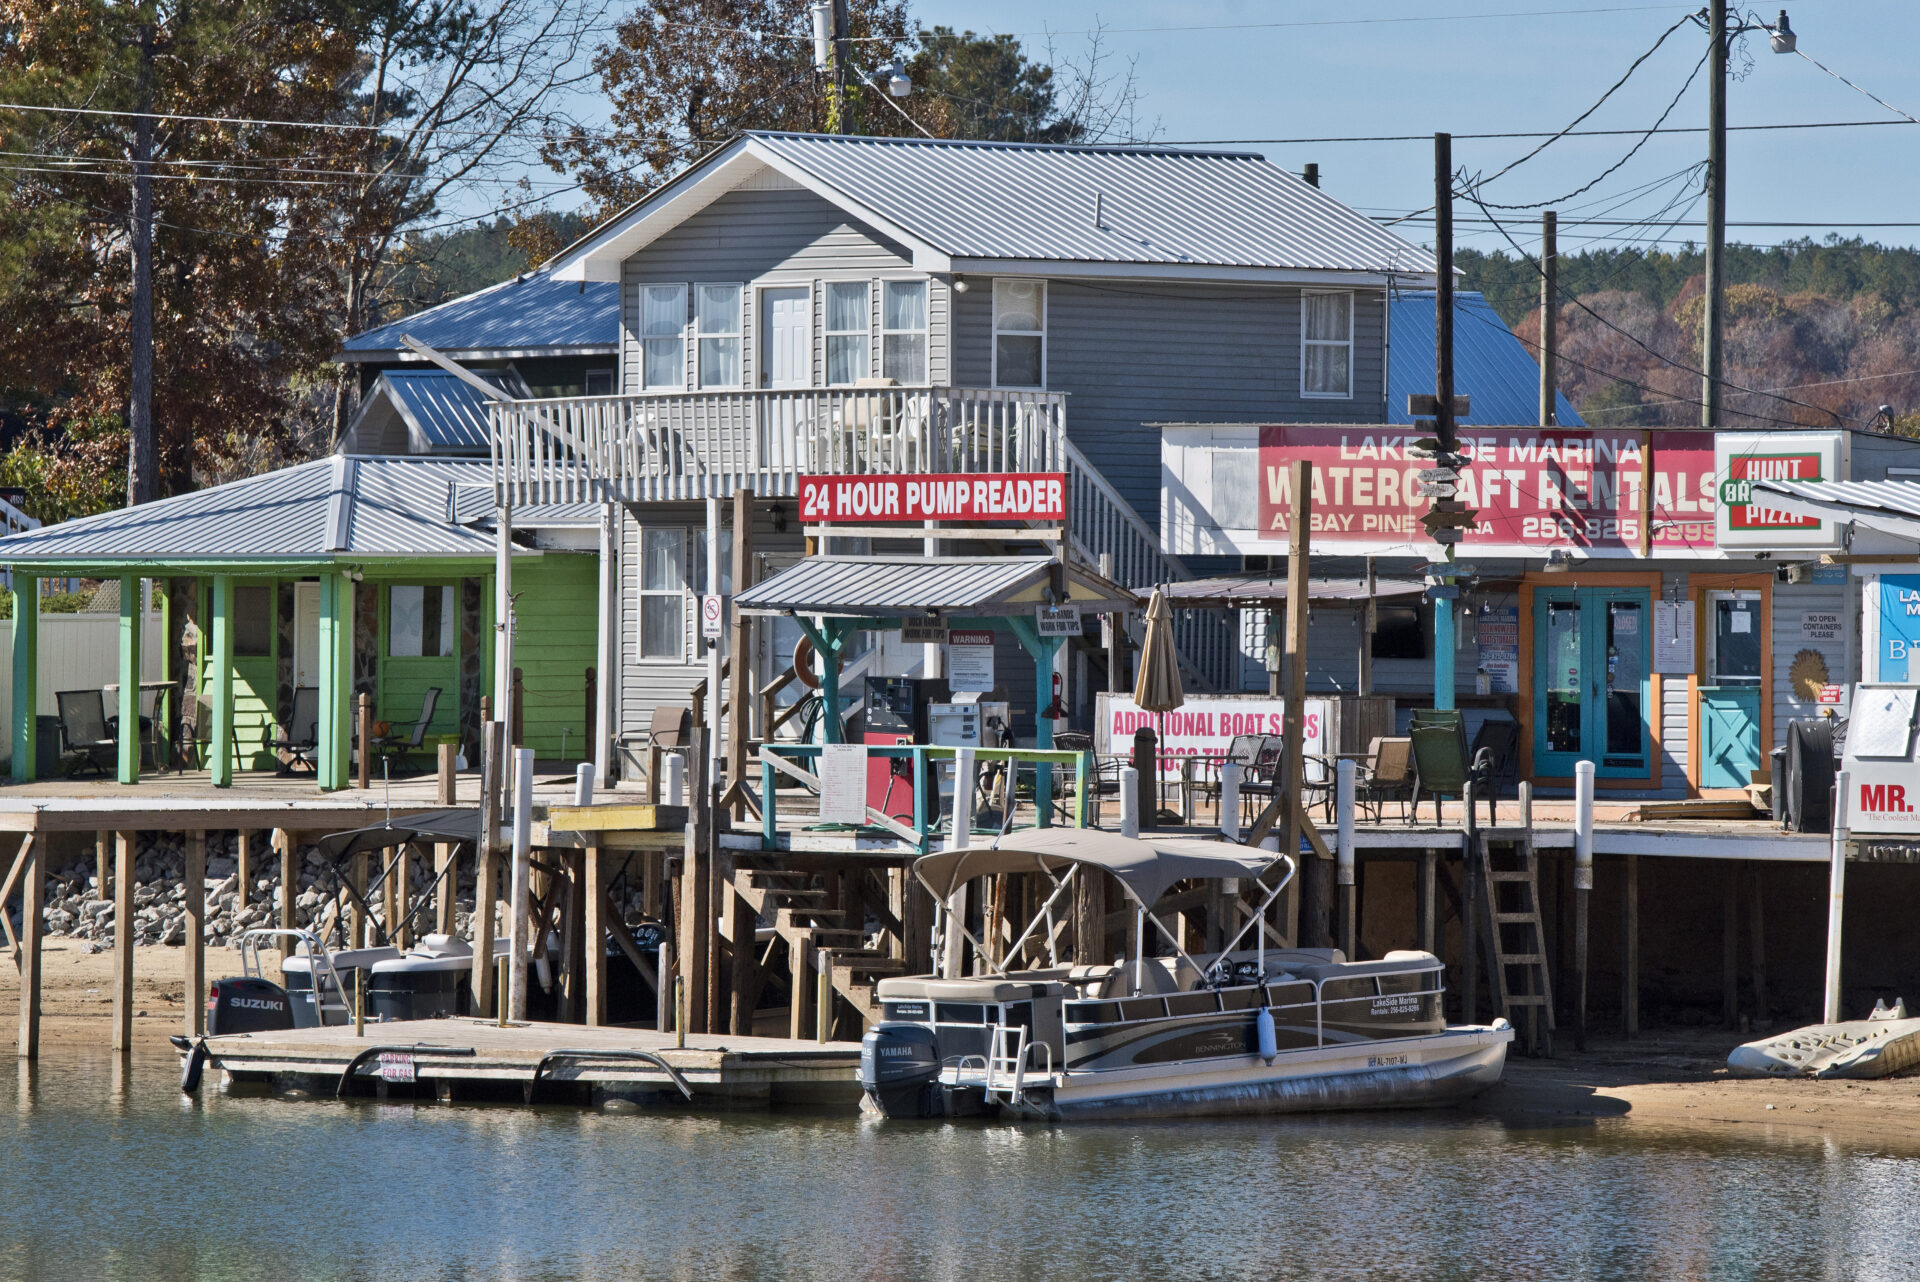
734 555 1137 618
1160 575 1426 607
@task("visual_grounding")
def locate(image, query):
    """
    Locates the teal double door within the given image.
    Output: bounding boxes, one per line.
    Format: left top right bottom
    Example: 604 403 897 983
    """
1698 591 1764 791
1533 586 1652 779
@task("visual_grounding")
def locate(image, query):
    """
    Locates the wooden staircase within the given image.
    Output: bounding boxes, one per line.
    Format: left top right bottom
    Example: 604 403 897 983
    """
1475 825 1555 1057
729 864 908 1037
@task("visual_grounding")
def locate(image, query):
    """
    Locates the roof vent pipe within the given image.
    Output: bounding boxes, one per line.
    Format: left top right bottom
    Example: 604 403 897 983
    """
1303 163 1320 188
1094 191 1105 229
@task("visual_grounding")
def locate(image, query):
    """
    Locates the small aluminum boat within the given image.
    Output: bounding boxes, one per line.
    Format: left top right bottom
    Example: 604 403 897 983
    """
859 830 1510 1122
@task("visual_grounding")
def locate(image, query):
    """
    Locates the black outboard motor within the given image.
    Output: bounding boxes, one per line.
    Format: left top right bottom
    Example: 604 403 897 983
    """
859 1022 942 1118
206 977 296 1035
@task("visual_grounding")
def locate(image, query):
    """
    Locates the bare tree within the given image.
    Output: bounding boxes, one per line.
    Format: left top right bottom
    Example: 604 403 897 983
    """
1041 21 1159 145
318 0 611 441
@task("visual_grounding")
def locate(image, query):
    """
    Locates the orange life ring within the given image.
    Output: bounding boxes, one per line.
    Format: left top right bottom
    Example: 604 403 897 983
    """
793 635 820 689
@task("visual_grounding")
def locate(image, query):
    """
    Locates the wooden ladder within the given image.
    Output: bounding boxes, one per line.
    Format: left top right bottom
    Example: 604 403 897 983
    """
1476 822 1555 1057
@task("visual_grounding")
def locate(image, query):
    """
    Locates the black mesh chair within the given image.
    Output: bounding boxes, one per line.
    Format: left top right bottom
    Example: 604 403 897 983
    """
54 690 116 776
371 687 440 771
275 687 320 776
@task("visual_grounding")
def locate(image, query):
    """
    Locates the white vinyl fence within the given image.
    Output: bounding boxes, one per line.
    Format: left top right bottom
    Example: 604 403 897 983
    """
0 614 165 769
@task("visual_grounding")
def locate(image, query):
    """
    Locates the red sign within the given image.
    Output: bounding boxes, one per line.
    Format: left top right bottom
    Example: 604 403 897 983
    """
1255 426 1717 555
798 472 1066 524
1725 452 1823 531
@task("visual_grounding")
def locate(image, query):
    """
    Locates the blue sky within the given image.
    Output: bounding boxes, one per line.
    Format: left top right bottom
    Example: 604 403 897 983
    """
894 1 1919 257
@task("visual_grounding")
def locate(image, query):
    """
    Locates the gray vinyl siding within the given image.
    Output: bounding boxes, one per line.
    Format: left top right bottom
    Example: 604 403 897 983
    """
615 500 805 774
620 185 949 393
953 280 1387 529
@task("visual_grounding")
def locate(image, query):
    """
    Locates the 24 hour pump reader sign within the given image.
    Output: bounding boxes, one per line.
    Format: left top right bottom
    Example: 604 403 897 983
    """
799 473 1067 524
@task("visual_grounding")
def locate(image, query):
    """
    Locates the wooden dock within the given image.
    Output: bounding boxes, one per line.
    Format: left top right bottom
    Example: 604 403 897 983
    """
195 1018 862 1109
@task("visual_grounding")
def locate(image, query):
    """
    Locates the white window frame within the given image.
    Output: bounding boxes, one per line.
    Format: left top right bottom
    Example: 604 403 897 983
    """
990 278 1048 390
637 283 687 392
695 282 745 390
1300 289 1355 400
824 279 872 387
880 278 929 386
637 526 689 664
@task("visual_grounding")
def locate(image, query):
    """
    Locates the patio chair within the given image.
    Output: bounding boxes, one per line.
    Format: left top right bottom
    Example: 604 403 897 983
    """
1467 719 1520 823
54 690 116 777
274 687 320 776
1409 723 1493 826
1354 737 1416 823
1190 733 1264 822
1051 730 1117 825
370 687 440 772
1236 736 1288 827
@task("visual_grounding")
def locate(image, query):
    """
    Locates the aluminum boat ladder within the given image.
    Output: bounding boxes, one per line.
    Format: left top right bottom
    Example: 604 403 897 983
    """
983 1025 1033 1106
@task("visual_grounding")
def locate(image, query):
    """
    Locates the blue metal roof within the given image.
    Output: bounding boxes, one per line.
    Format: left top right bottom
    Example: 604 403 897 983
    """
1387 291 1582 428
341 272 619 359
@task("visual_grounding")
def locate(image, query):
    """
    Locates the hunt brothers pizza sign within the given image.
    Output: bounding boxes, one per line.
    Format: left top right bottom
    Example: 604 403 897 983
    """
1256 426 1719 556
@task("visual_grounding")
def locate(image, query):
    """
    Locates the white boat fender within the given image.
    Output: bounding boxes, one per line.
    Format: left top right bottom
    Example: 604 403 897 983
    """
1256 1006 1278 1064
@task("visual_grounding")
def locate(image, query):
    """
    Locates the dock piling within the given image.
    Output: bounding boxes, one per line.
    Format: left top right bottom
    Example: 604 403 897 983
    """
15 835 42 1059
472 721 504 1018
112 831 135 1052
185 831 205 1036
1573 765 1593 1051
276 829 297 957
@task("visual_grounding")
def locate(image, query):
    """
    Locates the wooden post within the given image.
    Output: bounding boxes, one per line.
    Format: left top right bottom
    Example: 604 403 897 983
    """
112 831 135 1052
1281 458 1313 929
16 835 42 1058
472 721 504 1018
1461 841 1480 1026
558 849 583 1023
235 831 251 914
277 829 297 956
1749 862 1769 1028
1573 764 1592 1052
10 577 36 782
95 833 109 908
357 692 371 790
1723 861 1740 1028
679 729 711 1035
184 831 206 1035
436 743 457 935
1417 849 1437 953
1621 854 1640 1037
117 575 143 784
350 851 368 949
394 844 412 950
585 844 607 1026
1358 558 1375 696
728 487 754 820
210 576 234 788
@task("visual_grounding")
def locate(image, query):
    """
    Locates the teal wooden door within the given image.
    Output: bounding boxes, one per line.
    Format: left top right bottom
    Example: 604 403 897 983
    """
1699 591 1764 790
1700 689 1762 789
1532 587 1652 778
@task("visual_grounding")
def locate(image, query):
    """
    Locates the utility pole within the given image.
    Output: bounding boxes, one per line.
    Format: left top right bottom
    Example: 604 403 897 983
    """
1432 131 1457 713
1702 2 1727 429
831 0 852 134
1539 209 1557 428
127 23 157 506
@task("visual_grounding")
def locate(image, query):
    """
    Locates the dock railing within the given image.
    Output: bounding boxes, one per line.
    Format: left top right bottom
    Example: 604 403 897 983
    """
755 743 1097 852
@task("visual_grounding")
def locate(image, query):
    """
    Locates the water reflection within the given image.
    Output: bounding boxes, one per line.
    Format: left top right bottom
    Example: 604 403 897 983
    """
3 1050 1920 1282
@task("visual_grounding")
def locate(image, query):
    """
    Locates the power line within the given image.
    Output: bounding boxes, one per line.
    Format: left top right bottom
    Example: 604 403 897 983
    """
993 5 1688 39
1583 366 1920 417
1146 118 1920 146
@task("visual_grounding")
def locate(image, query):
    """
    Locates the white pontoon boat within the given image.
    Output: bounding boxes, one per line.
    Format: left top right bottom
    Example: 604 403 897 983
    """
858 830 1511 1122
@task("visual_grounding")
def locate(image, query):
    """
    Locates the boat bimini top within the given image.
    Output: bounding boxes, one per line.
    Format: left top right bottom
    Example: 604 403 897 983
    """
912 828 1297 986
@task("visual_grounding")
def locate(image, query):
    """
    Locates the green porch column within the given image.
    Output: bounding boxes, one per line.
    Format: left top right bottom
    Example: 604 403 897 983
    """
10 575 36 782
316 571 352 790
796 618 846 745
117 576 143 784
210 575 235 787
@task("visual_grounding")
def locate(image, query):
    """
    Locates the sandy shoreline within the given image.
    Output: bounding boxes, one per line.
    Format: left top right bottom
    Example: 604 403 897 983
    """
7 940 1920 1149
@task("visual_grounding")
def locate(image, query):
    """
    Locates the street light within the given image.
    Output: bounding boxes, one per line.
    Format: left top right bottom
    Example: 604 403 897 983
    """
1691 6 1799 429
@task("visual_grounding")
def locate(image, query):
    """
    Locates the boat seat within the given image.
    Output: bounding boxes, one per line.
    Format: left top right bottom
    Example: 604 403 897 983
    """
1294 951 1442 983
875 976 1066 1004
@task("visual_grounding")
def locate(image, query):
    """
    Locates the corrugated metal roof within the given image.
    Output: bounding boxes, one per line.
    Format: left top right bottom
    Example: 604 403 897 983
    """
750 133 1432 275
1163 576 1426 605
378 371 495 451
736 556 1052 615
341 272 619 357
1757 478 1920 518
0 457 524 563
1387 291 1583 428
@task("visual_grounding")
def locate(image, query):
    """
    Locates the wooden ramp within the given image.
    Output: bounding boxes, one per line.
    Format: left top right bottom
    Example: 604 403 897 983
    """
194 1018 862 1109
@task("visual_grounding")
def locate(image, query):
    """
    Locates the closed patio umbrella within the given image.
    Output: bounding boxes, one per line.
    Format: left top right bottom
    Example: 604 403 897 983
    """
1132 587 1184 713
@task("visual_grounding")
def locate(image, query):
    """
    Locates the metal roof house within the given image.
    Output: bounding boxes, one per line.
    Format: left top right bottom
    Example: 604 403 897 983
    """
0 457 604 788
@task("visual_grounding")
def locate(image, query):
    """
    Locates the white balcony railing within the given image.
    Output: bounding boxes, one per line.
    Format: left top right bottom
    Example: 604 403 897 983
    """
490 386 1066 506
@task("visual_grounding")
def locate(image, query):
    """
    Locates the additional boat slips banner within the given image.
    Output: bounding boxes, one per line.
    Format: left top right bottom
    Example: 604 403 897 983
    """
1095 693 1331 782
799 472 1067 523
1254 426 1718 556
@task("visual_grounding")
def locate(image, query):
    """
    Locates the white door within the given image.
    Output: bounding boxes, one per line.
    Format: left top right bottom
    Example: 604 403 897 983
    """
293 581 322 691
761 287 811 470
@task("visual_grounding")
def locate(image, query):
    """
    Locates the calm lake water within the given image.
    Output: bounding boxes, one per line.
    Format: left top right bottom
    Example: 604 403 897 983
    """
5 1048 1920 1281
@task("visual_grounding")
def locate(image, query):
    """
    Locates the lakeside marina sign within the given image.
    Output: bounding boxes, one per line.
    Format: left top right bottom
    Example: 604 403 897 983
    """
1161 425 1851 558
